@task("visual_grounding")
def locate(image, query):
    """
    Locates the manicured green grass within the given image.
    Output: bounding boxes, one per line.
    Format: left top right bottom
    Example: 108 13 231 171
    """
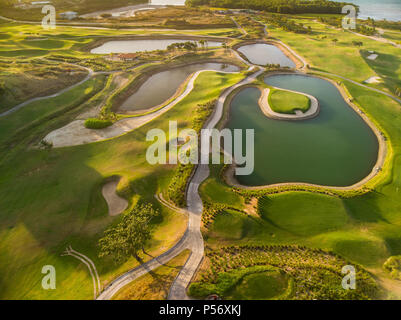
203 80 401 274
226 270 290 300
260 16 401 96
0 70 244 299
268 89 310 114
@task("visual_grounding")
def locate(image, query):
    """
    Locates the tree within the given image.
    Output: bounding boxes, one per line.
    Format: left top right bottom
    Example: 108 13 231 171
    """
199 39 205 50
98 204 158 263
332 38 338 45
0 80 5 96
352 40 363 47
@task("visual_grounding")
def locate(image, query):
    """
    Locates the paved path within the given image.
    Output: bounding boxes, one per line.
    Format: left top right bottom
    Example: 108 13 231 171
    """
314 71 401 105
95 34 400 300
230 16 247 37
168 67 264 300
79 4 166 19
44 68 239 148
259 87 319 121
348 29 401 49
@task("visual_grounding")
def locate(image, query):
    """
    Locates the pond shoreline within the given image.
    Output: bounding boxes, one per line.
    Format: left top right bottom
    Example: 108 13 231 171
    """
115 58 244 115
83 34 232 53
233 39 303 69
222 71 387 192
259 86 320 121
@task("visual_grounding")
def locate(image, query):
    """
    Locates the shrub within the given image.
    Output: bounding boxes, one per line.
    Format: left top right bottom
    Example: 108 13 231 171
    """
383 256 401 280
84 118 113 129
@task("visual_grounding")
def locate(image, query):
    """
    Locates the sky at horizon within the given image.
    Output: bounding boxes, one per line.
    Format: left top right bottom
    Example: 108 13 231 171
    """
333 0 401 21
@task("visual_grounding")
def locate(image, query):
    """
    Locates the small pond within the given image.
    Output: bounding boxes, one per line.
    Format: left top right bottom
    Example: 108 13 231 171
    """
91 39 222 54
237 43 296 67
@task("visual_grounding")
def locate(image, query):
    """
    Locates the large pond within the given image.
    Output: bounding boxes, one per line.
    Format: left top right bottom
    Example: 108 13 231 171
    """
91 39 222 54
119 62 239 112
237 43 296 68
225 74 379 187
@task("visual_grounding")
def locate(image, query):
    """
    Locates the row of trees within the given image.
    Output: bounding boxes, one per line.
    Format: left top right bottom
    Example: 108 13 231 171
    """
187 0 358 14
166 40 228 52
167 41 199 52
269 14 312 34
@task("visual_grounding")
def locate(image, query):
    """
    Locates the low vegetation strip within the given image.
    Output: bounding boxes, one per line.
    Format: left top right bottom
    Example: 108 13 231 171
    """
84 118 113 129
189 245 381 300
167 100 216 207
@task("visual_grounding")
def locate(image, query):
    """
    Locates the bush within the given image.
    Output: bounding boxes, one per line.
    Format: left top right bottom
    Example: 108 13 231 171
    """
84 118 113 129
383 256 401 280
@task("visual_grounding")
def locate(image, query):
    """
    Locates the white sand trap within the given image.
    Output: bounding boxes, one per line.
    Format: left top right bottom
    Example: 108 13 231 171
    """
367 54 378 60
364 76 382 84
102 180 128 216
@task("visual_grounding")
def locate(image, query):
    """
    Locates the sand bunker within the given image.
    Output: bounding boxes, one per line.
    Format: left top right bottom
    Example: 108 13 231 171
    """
367 54 378 61
102 180 128 216
364 76 382 84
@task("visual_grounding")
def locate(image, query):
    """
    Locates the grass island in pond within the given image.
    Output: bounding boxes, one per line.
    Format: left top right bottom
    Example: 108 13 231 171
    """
225 74 379 187
268 89 311 115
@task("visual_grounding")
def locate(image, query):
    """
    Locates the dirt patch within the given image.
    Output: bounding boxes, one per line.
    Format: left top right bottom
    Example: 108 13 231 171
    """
244 197 259 217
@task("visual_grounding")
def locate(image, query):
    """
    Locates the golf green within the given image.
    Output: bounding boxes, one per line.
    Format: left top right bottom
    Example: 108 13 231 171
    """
225 74 379 187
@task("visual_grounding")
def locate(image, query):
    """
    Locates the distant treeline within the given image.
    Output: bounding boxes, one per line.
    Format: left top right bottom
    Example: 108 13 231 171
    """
366 18 401 32
187 0 358 14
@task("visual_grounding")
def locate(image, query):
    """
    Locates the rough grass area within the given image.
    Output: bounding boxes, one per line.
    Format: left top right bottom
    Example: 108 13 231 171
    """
110 7 235 29
0 70 243 299
189 246 381 300
0 61 87 112
113 250 191 300
268 89 311 114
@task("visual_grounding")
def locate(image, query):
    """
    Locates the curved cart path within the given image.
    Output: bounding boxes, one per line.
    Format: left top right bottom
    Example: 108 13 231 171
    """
0 66 94 118
95 35 399 300
96 68 263 300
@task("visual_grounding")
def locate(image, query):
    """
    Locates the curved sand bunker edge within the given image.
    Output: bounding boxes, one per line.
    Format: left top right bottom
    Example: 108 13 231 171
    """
102 177 129 217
